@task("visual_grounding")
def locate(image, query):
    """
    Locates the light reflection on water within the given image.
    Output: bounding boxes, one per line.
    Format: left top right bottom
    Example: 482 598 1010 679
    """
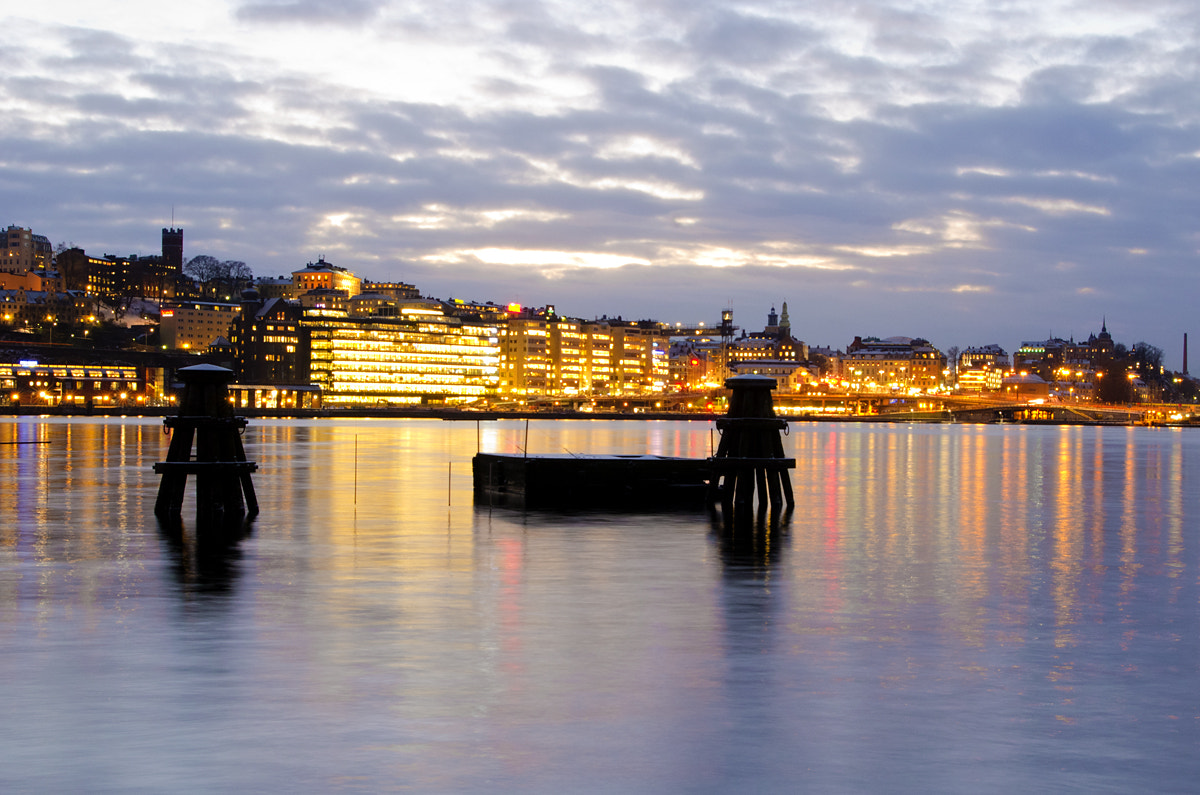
2 417 1198 792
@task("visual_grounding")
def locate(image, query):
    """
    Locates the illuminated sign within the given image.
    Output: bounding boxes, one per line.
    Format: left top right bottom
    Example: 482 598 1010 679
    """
18 360 38 368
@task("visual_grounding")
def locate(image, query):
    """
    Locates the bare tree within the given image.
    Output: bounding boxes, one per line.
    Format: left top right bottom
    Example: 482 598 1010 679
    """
184 256 255 299
184 255 224 282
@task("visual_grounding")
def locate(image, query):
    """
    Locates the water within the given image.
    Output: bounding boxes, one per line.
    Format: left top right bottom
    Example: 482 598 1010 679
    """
2 417 1198 793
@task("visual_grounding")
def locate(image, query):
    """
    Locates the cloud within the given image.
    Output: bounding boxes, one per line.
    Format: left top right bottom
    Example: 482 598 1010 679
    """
3 0 1199 360
235 0 386 25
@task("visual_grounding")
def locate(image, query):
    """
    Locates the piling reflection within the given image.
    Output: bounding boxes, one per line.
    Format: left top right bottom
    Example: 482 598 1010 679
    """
156 515 251 600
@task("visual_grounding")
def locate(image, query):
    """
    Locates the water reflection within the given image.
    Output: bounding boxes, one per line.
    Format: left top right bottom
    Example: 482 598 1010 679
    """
2 417 1200 791
156 516 251 601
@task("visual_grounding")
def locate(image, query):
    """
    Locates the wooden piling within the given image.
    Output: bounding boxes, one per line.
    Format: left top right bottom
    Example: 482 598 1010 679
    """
152 364 258 524
709 374 795 513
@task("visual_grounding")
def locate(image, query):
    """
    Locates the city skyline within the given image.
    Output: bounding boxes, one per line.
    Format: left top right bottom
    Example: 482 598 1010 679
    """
4 1 1197 364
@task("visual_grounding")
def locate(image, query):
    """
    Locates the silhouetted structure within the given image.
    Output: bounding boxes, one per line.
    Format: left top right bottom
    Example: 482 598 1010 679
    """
153 364 258 523
710 374 795 513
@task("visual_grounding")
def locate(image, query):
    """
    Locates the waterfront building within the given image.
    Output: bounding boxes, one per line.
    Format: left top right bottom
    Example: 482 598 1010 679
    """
1 361 150 407
305 300 498 406
230 291 310 387
956 344 1010 393
842 336 946 391
496 308 668 398
499 311 551 397
234 293 498 406
727 304 809 365
1002 372 1050 401
668 341 713 392
160 300 239 350
728 359 816 391
1014 322 1122 400
587 319 668 395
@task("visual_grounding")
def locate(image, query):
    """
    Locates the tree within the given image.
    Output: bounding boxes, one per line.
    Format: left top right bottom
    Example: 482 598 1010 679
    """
1131 342 1163 371
184 255 255 299
184 255 224 283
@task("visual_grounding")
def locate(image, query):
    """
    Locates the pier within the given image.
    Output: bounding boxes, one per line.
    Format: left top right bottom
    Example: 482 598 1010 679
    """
472 374 796 513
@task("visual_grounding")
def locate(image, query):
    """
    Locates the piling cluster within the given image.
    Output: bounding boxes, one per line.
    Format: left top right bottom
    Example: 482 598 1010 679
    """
710 374 795 514
153 364 258 524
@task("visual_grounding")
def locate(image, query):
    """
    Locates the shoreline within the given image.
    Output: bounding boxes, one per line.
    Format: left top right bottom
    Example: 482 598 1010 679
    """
1 404 1193 427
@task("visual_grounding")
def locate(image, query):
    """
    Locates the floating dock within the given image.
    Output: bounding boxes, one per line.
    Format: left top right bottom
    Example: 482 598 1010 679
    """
473 375 797 513
473 453 712 510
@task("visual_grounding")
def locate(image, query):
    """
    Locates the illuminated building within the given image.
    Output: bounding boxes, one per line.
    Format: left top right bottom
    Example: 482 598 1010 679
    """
305 300 498 406
497 308 668 397
727 304 809 365
729 359 815 391
1014 323 1119 399
956 344 1009 393
843 336 946 391
361 280 420 300
1002 372 1050 400
291 257 361 297
1 362 151 407
160 300 240 350
588 320 668 395
500 313 551 396
2 226 51 275
668 341 713 392
230 291 310 386
254 277 295 300
0 288 91 328
54 228 184 300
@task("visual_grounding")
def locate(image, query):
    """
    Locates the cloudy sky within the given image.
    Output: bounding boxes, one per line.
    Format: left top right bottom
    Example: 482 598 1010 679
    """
4 0 1198 360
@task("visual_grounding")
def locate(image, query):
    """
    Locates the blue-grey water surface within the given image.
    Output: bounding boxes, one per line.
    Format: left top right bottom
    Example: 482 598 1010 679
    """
2 417 1198 793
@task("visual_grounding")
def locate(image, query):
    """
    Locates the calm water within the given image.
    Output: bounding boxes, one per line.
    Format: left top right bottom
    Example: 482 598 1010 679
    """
2 417 1198 793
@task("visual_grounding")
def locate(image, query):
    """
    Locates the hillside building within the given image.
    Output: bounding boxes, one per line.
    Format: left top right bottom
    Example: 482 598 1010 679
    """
160 300 240 350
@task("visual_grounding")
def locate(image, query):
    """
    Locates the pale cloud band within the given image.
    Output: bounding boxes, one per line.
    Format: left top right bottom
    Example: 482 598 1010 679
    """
3 0 1198 356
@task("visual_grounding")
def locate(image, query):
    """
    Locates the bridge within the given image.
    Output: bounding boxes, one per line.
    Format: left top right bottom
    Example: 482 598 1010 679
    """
512 390 1189 425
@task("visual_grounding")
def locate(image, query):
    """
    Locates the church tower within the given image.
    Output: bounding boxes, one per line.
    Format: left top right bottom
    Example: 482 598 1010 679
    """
162 227 183 273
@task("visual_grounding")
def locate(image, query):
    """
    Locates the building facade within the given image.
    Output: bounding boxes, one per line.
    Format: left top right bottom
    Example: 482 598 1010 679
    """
2 362 150 407
292 258 361 297
956 344 1010 393
305 302 498 406
230 292 311 386
496 309 668 398
842 336 947 391
160 300 240 350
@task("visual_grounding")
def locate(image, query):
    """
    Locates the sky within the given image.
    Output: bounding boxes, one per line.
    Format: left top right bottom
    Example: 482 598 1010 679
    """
3 0 1198 362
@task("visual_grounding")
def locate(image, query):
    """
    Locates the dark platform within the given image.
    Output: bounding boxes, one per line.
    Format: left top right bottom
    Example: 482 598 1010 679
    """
473 452 713 510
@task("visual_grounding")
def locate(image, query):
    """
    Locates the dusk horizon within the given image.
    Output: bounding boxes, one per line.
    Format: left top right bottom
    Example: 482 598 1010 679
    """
5 0 1197 362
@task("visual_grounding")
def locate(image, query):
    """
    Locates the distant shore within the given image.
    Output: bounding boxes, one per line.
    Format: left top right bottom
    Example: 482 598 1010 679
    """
3 404 1195 427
